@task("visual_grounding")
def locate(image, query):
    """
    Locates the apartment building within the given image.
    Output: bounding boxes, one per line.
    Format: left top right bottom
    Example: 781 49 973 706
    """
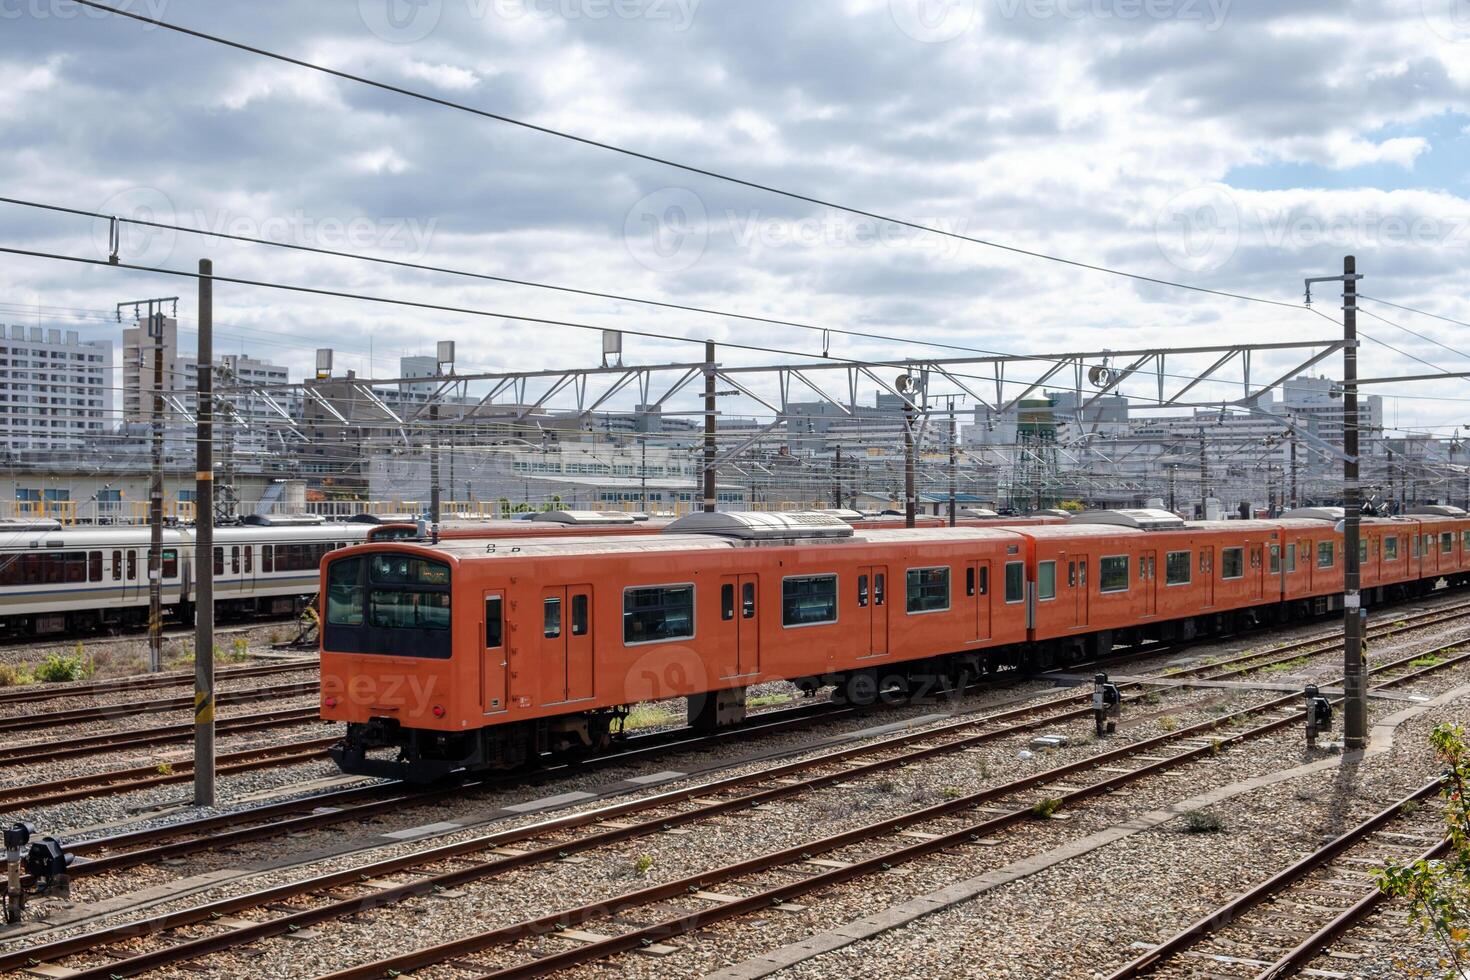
0 325 112 452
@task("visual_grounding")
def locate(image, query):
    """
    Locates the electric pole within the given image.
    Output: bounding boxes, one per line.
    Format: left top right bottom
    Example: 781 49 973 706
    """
118 296 178 674
194 261 215 807
947 396 958 527
703 340 717 514
903 395 917 528
833 444 843 508
1307 257 1367 751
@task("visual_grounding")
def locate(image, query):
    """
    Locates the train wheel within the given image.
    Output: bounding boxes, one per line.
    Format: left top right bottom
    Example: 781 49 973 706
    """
836 669 878 707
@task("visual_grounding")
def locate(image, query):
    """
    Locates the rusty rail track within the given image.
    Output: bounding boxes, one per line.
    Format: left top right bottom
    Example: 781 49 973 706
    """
1105 780 1447 979
0 654 314 707
0 679 318 734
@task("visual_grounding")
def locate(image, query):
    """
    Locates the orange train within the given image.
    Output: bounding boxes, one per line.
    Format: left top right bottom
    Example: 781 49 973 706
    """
320 505 1470 781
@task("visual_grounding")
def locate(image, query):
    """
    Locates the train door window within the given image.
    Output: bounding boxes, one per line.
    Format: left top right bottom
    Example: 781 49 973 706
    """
965 567 975 598
1285 544 1297 572
162 550 178 579
1412 535 1421 558
88 551 101 582
1269 545 1281 574
1221 548 1244 579
1004 562 1025 604
1463 531 1470 551
783 575 838 626
543 597 562 639
742 582 756 618
1359 540 1369 563
1099 556 1130 593
111 550 122 580
977 566 988 595
1250 549 1260 570
1443 532 1454 554
874 574 886 606
859 575 870 607
244 547 253 573
127 550 137 580
263 545 274 573
904 568 949 614
571 594 589 636
1385 537 1399 560
1037 561 1057 600
231 546 241 574
722 583 736 620
213 547 224 576
1317 541 1334 568
1068 561 1076 587
485 596 503 647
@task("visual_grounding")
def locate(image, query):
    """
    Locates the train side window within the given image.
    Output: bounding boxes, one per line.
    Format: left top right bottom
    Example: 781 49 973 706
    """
1099 555 1130 593
162 550 178 579
231 545 241 574
1385 537 1399 560
1220 548 1244 580
742 582 756 618
543 598 562 639
874 573 885 606
1317 541 1334 568
1285 544 1297 572
1269 545 1280 574
1412 535 1421 558
965 567 975 598
485 596 503 647
722 583 736 620
1166 551 1191 585
244 547 253 573
213 547 224 576
1037 561 1057 600
88 551 102 583
1463 531 1470 551
624 585 695 644
906 567 950 614
127 550 137 580
571 594 589 636
1004 562 1024 604
263 545 274 573
111 550 122 580
783 575 838 626
1443 532 1454 555
858 575 869 607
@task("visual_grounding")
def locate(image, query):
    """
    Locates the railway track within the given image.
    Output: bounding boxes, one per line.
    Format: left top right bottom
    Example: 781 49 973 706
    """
0 679 317 734
0 617 297 652
8 634 1465 979
0 656 314 709
1105 781 1448 979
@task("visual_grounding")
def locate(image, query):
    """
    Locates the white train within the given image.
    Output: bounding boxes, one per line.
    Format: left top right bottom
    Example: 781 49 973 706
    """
0 515 370 636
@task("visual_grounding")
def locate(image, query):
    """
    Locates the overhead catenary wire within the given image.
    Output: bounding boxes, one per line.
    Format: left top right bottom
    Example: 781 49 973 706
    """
65 0 1306 312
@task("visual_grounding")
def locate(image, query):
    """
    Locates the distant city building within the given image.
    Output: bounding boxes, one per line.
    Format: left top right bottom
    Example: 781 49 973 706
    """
0 325 112 453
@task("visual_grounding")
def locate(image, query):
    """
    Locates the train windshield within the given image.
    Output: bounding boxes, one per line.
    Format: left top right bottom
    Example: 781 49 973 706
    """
323 553 452 659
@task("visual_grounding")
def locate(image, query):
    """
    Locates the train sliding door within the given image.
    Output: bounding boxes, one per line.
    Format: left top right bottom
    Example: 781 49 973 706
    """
1074 557 1090 628
482 591 507 713
719 575 762 676
965 560 990 642
1141 550 1158 618
857 565 890 657
539 584 594 704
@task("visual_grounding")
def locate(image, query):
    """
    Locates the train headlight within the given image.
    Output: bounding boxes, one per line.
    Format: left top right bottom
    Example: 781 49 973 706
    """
432 705 446 718
324 696 338 709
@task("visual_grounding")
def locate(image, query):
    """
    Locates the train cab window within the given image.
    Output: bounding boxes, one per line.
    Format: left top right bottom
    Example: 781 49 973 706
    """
743 582 756 618
722 583 736 620
543 598 562 639
624 585 695 644
127 550 137 580
858 575 869 607
1443 532 1454 554
213 547 224 576
571 594 589 636
874 574 886 606
906 567 950 613
485 596 503 647
162 550 178 579
1037 561 1057 601
111 550 122 580
326 557 365 626
231 546 241 574
783 575 838 626
1269 545 1280 574
1221 548 1244 580
1099 556 1130 593
1004 562 1025 604
1317 541 1335 569
1285 544 1297 572
263 545 274 572
1385 537 1399 560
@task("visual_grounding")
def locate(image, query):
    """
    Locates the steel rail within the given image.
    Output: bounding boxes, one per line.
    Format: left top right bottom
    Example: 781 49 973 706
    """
0 657 314 707
1257 839 1451 980
0 680 317 732
1104 780 1445 978
0 706 321 766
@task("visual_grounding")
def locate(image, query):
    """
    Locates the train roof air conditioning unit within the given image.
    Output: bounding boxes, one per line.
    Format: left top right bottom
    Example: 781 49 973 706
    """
666 511 855 542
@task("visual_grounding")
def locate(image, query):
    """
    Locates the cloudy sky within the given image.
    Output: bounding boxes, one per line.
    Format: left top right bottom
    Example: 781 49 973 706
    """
2 0 1468 433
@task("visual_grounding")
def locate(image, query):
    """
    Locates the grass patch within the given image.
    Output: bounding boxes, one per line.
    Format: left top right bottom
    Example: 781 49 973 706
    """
1183 810 1225 834
1157 715 1180 732
155 762 174 776
941 786 965 800
747 692 795 709
631 854 654 877
0 663 34 687
623 704 678 730
36 653 90 683
1261 656 1310 674
1031 797 1063 819
1408 655 1442 668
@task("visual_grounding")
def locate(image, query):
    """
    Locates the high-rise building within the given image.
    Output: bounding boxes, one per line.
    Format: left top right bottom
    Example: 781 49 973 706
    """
0 325 112 452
